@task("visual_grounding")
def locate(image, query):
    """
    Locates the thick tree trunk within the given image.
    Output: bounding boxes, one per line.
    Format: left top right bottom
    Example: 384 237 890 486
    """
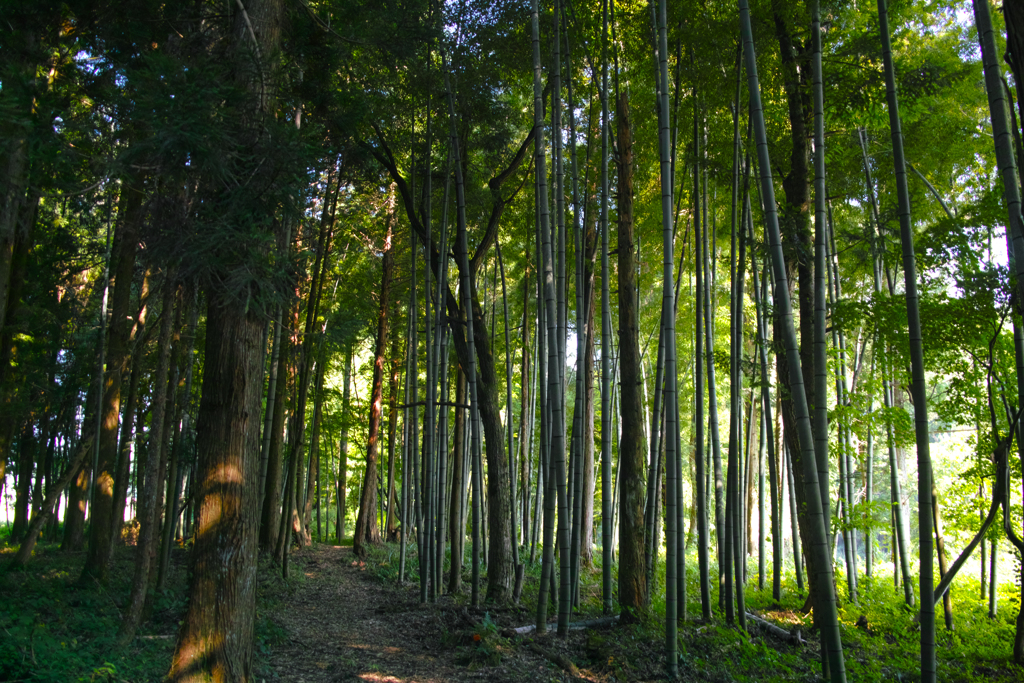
771 0 816 427
467 224 515 602
770 1 828 630
616 90 647 619
166 0 283 672
165 281 264 677
0 28 34 343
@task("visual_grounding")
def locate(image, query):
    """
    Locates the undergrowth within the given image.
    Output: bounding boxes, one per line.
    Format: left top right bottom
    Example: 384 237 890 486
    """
5 534 1023 682
363 539 1024 682
0 542 182 682
0 539 306 683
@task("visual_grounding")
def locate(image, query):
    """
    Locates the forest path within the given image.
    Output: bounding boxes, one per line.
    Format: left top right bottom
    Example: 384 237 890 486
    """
262 544 568 683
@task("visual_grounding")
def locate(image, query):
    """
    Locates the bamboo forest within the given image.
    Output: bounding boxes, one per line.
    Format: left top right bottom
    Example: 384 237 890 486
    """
5 0 1024 681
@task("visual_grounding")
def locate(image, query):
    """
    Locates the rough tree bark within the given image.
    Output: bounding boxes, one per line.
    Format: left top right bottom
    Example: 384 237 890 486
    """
616 89 647 619
167 0 284 676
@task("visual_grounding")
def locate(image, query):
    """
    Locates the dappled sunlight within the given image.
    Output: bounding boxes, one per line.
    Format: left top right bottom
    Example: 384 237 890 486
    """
358 674 406 682
195 464 245 537
211 463 244 485
762 608 807 627
168 632 226 683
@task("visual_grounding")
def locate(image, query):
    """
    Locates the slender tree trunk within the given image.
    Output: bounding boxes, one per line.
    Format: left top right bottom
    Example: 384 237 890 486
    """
518 275 532 555
81 186 143 584
599 0 613 616
865 382 875 579
989 537 999 618
448 368 466 593
10 432 94 568
112 275 150 543
692 82 712 621
305 336 329 543
758 404 767 590
496 240 523 598
877 1 936 678
654 0 681 670
385 331 402 540
353 193 395 555
747 197 781 601
532 0 558 629
259 322 283 518
566 21 584 609
158 292 199 589
703 166 726 621
550 0 571 631
859 128 916 606
783 443 803 589
122 278 177 644
931 493 953 630
337 347 351 544
581 224 597 569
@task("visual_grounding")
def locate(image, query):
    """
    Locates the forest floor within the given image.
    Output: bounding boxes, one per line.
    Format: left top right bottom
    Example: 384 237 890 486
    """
260 543 805 683
3 538 1022 682
261 543 646 683
264 543 1024 683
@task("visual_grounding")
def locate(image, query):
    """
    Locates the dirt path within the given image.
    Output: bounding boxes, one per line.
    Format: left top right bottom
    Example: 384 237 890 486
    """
262 544 580 683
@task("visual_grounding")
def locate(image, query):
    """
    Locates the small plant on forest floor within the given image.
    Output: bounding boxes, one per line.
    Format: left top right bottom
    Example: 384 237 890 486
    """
80 661 123 682
455 611 505 668
255 610 289 657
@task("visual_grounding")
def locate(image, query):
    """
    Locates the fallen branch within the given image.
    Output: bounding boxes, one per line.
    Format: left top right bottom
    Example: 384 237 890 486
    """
509 614 619 636
745 612 804 645
527 643 580 677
